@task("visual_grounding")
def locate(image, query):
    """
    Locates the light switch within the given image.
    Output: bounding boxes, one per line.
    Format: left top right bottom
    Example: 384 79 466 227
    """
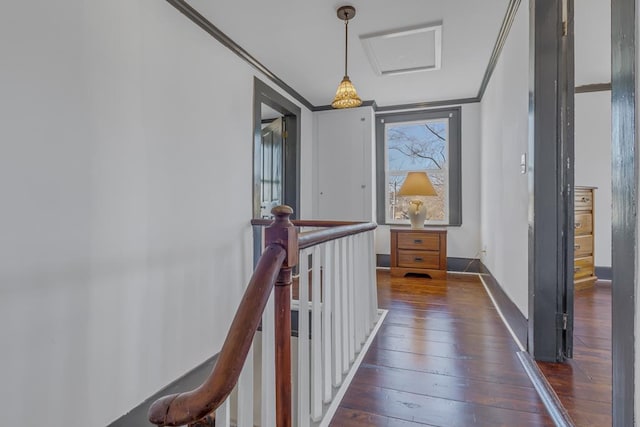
520 153 527 174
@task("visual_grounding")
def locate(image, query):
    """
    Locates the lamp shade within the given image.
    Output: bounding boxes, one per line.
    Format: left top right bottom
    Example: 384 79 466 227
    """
397 172 437 197
331 76 362 109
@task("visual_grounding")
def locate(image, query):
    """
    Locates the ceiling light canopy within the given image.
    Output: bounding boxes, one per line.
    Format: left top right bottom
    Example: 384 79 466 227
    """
331 6 362 109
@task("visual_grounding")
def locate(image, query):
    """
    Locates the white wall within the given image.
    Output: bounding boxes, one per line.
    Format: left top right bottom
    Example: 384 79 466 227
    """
0 1 312 426
480 0 529 317
374 103 482 258
575 91 612 268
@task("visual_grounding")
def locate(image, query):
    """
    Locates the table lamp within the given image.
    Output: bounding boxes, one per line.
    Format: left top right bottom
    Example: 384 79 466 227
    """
397 171 437 229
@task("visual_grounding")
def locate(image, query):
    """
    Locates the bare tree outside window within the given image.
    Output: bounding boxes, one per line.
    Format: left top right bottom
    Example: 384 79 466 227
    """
386 120 448 223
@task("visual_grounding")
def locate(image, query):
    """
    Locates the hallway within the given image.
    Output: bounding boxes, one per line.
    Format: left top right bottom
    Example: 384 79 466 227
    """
331 271 553 426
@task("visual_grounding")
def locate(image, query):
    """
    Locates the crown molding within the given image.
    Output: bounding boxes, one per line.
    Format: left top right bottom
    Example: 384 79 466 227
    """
476 0 522 100
375 97 480 112
312 100 377 111
165 0 314 111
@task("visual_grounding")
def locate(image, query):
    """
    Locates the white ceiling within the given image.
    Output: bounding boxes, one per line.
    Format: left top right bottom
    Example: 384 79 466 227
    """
187 0 509 107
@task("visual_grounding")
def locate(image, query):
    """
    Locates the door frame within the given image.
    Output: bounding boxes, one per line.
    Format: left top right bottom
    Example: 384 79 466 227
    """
528 0 575 362
611 0 636 424
253 77 301 218
530 0 637 421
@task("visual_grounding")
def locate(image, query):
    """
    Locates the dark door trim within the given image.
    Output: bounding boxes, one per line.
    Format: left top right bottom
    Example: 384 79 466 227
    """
611 0 636 424
528 0 574 362
559 0 576 360
253 77 301 219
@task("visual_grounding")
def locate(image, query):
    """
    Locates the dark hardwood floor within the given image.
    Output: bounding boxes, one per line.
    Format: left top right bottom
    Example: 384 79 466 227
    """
537 281 612 427
331 271 554 427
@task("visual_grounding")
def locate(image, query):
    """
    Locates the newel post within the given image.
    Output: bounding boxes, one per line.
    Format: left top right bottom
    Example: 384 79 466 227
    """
265 205 298 427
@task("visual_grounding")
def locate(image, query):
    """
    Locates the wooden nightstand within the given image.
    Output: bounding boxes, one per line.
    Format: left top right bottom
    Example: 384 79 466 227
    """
390 229 447 279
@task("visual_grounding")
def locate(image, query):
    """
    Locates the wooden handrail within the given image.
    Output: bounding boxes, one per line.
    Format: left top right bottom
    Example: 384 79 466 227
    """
252 218 377 250
298 222 376 249
147 243 286 426
251 218 371 227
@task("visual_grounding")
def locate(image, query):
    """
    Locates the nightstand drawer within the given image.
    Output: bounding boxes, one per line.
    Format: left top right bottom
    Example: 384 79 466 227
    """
397 232 440 251
390 228 447 278
397 250 441 269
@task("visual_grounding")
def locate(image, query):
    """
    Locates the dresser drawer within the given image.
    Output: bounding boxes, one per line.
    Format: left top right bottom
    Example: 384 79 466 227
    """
574 235 593 257
574 213 593 235
397 232 440 251
575 190 594 211
397 250 441 269
574 256 594 279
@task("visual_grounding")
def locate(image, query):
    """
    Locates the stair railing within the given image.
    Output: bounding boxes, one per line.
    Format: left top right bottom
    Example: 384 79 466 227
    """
148 206 377 427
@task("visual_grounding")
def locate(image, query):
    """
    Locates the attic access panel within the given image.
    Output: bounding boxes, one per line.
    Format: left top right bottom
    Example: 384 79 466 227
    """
360 23 442 76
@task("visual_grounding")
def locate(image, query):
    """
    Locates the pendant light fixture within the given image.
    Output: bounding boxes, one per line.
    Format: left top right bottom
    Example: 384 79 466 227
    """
331 5 362 109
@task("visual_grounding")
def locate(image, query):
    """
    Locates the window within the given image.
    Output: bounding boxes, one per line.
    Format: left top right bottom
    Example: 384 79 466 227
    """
376 107 461 226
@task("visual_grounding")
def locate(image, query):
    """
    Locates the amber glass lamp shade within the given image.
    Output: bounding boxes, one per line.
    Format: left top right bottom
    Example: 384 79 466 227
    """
331 76 363 109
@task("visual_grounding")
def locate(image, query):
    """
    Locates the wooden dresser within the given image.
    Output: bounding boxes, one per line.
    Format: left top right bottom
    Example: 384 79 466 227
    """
574 186 597 290
390 229 447 279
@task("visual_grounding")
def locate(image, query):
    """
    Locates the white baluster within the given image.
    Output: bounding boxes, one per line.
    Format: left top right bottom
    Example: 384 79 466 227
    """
215 398 231 427
297 249 310 427
368 231 379 324
348 235 356 363
340 237 349 374
311 245 323 421
322 240 334 402
261 293 275 427
332 238 343 386
355 233 365 349
362 232 372 334
237 343 254 427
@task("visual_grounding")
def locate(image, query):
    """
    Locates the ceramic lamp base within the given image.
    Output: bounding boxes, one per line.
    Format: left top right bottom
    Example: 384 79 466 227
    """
407 200 427 229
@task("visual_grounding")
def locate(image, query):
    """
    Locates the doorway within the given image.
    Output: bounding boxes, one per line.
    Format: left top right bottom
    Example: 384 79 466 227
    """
260 115 284 219
531 0 635 424
252 78 301 219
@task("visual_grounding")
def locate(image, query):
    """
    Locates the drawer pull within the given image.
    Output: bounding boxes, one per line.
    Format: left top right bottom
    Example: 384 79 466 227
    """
574 244 580 250
581 197 591 202
574 266 581 273
414 257 424 262
575 222 582 229
413 239 423 244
